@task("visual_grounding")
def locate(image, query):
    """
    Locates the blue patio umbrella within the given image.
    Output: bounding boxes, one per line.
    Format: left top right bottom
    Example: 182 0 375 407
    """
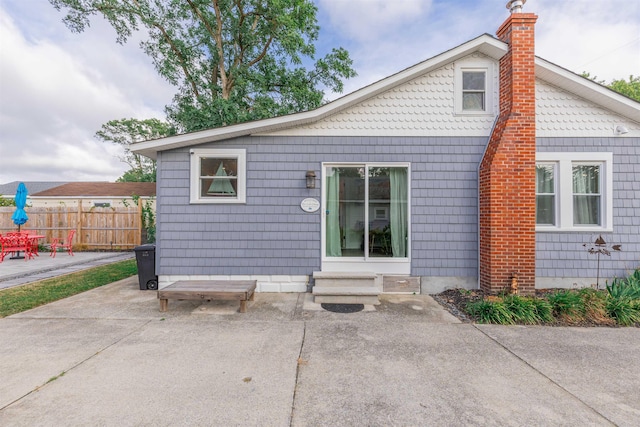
11 182 28 231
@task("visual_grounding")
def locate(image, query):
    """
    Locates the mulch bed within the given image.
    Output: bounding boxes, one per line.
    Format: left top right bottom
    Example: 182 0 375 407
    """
431 288 628 327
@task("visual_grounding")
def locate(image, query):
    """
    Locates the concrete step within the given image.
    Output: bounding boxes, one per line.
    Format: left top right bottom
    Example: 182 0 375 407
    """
312 286 381 296
312 272 381 305
312 271 379 288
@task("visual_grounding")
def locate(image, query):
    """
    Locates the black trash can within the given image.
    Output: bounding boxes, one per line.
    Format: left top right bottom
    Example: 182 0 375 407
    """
133 244 158 290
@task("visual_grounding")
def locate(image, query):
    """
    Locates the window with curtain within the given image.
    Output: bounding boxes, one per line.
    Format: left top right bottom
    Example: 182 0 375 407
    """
573 164 601 226
535 164 556 225
535 153 612 231
325 164 408 259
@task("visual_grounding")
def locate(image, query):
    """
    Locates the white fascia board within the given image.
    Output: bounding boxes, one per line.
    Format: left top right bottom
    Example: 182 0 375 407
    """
132 35 507 160
535 57 640 123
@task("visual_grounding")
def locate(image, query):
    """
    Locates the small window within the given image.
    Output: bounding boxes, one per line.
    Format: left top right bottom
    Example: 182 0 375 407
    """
462 71 486 111
535 164 555 225
454 59 494 115
190 149 246 204
536 153 612 231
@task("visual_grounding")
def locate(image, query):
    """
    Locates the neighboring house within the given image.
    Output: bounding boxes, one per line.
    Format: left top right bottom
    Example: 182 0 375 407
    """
0 181 69 200
132 5 639 296
29 182 156 208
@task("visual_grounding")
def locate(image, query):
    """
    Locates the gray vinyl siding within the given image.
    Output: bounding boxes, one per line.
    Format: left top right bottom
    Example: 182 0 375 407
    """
536 137 640 282
155 136 486 278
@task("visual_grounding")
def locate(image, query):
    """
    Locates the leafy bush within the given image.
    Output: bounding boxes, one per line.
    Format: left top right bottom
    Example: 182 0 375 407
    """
547 290 586 321
502 295 544 325
606 269 640 300
529 297 554 323
465 299 515 325
579 288 614 325
606 297 640 326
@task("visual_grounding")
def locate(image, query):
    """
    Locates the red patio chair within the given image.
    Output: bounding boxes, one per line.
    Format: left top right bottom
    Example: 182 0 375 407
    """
1 233 33 261
50 230 76 258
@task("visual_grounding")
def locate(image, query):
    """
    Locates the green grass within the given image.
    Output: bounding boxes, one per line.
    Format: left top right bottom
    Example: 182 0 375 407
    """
0 259 137 318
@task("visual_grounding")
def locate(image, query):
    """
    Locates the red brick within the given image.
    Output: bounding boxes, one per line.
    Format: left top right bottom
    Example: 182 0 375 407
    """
479 12 538 295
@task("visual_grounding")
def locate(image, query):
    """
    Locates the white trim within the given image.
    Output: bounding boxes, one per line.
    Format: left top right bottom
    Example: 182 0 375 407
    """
536 152 613 232
320 162 411 275
189 148 246 204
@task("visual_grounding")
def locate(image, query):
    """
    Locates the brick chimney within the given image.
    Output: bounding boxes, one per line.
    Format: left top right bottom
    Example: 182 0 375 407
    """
479 2 538 295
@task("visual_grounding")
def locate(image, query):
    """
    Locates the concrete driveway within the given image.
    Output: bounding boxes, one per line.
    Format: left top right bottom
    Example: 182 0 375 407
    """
1 277 638 426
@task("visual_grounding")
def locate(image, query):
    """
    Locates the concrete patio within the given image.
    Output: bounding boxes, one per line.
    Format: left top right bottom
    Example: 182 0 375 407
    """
1 274 639 426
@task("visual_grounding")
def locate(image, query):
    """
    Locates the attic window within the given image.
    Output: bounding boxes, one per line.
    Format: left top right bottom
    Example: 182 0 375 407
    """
190 148 246 204
454 59 494 115
462 71 486 111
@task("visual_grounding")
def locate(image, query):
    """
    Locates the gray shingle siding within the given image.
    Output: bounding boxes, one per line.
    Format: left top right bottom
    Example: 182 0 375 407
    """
536 137 640 282
155 135 486 278
156 135 639 284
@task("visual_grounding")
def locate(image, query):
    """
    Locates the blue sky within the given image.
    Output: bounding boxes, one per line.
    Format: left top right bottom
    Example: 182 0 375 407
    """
1 0 638 183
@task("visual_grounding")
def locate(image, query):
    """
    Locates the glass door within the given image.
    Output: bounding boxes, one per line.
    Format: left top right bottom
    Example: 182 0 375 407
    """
323 164 409 273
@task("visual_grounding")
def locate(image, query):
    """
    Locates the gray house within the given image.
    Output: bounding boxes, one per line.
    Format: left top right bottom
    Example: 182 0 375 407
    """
133 7 639 299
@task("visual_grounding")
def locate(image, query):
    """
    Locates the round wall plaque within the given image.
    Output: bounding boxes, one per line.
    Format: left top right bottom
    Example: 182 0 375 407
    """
300 198 320 213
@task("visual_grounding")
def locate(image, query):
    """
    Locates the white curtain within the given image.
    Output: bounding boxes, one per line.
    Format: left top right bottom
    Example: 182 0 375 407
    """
573 165 600 225
535 165 555 225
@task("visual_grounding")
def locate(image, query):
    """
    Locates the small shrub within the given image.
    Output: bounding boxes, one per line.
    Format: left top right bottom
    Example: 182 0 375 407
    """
606 269 640 300
547 290 585 322
502 295 542 325
529 298 554 323
465 299 515 325
606 297 640 326
579 288 614 325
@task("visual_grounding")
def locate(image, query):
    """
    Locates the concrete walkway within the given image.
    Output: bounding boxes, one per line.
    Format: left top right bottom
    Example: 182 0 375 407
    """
1 275 638 426
0 251 134 289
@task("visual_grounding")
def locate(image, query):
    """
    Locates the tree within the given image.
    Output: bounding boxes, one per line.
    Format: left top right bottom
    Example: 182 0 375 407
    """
582 73 640 102
608 75 640 102
50 0 357 132
95 118 173 182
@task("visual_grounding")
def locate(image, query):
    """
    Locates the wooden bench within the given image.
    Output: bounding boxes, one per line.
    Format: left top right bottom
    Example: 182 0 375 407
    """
158 280 257 313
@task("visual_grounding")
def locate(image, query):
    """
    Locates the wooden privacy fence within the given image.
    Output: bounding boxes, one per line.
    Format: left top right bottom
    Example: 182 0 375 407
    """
0 202 144 251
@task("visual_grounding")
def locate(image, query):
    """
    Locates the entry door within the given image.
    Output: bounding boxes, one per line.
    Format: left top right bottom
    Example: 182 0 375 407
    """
322 164 410 274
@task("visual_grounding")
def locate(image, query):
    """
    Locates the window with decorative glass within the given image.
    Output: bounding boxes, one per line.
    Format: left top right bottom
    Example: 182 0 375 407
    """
190 149 246 203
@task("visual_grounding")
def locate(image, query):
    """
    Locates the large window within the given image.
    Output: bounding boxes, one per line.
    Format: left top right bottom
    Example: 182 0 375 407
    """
536 153 613 231
190 149 246 204
325 164 409 259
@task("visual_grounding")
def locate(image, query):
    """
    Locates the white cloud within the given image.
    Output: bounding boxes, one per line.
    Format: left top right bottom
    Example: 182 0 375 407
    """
321 0 639 98
0 0 638 185
535 0 640 82
0 1 174 184
318 0 433 42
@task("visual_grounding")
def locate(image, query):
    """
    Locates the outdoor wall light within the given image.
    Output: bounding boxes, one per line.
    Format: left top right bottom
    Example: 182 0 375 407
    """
306 170 316 189
614 125 629 136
